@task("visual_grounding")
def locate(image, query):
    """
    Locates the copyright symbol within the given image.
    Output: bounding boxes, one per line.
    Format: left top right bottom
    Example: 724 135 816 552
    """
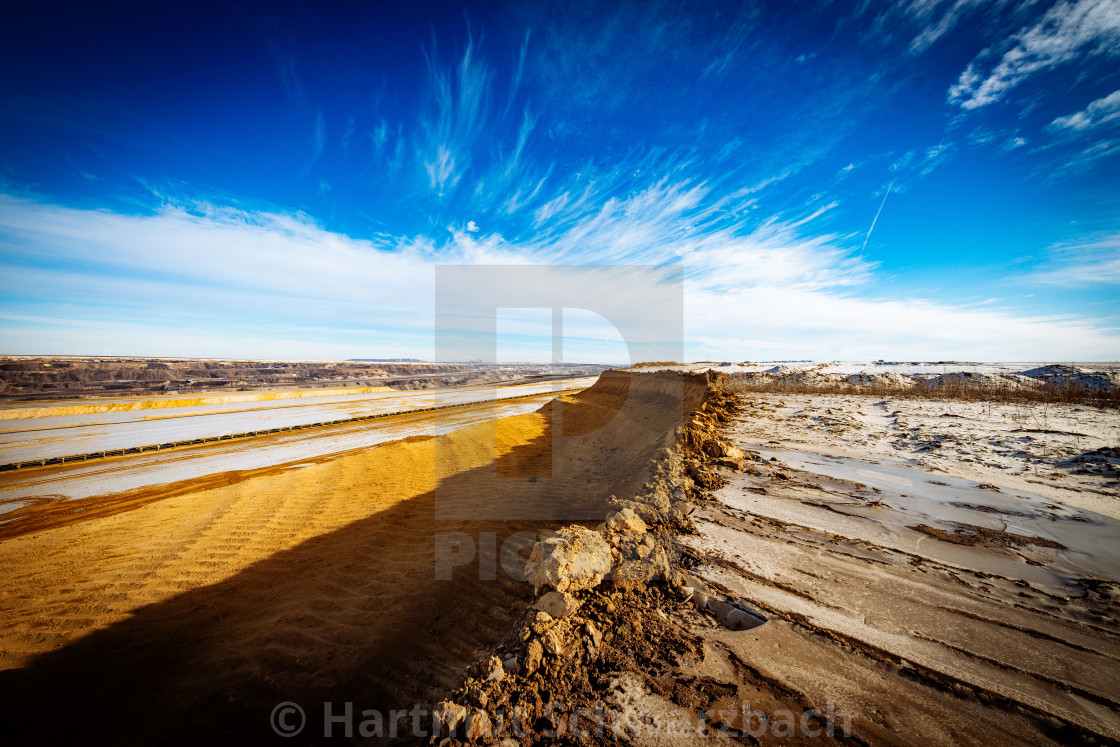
271 701 306 737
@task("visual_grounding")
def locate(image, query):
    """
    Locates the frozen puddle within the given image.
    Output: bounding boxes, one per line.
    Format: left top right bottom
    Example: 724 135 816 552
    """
723 446 1120 593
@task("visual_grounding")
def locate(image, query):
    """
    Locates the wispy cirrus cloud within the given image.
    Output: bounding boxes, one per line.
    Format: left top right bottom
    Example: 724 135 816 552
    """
2 187 1118 360
371 118 389 153
1021 231 1120 286
1043 89 1120 172
999 135 1028 152
501 29 531 120
948 0 1120 110
264 33 308 108
855 0 1024 56
1049 89 1120 131
906 0 991 55
505 176 863 293
418 32 495 198
298 109 326 176
700 12 755 80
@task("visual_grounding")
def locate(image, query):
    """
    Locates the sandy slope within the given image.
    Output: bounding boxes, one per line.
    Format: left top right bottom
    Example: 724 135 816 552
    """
0 371 704 744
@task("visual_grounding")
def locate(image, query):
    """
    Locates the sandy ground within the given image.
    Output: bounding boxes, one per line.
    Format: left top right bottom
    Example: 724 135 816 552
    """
676 392 1120 743
376 383 1120 746
1 374 1117 744
731 393 1120 518
0 372 704 744
0 396 567 518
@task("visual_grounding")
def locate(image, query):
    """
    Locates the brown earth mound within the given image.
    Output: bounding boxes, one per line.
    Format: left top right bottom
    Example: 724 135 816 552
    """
415 384 848 745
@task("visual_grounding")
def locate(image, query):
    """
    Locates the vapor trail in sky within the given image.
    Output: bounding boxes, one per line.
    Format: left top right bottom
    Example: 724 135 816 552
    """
861 182 892 253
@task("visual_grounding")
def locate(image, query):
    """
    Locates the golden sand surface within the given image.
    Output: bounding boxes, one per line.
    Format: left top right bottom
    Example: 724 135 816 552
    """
0 372 704 743
0 416 531 668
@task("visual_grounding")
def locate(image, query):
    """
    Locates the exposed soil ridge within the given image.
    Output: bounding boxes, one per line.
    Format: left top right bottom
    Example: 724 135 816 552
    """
418 374 810 745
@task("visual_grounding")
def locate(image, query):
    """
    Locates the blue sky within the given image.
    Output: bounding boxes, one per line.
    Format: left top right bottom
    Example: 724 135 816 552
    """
1 0 1118 362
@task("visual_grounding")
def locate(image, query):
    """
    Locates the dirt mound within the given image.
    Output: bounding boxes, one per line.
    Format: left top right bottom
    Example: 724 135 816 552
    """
628 361 682 369
843 372 916 388
780 371 844 387
421 384 777 744
1060 447 1120 478
1019 365 1119 392
1020 364 1083 379
724 367 1119 407
920 371 1037 390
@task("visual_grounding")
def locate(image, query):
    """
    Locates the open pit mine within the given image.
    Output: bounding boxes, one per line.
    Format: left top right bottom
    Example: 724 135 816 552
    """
1 362 1118 745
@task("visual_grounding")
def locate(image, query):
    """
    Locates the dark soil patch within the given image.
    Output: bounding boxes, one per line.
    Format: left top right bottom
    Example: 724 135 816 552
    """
910 522 1066 549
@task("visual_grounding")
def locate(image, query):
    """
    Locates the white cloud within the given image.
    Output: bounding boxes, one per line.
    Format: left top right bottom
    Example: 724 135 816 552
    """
1022 231 1120 286
424 144 459 194
967 127 998 146
307 110 326 170
908 0 990 55
999 135 1028 152
418 32 494 198
341 116 355 153
920 143 952 174
0 194 438 358
371 118 389 152
685 285 1117 360
2 187 1118 361
502 29 531 120
1049 89 1120 131
949 0 1120 110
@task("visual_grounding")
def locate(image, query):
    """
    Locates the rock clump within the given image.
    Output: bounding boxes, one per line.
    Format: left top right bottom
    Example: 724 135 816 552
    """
523 527 612 593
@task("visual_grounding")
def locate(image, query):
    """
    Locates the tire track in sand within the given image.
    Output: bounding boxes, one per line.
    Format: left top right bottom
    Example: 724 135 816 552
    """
0 372 710 744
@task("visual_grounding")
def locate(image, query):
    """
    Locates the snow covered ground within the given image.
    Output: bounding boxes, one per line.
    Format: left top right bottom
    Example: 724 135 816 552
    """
628 361 1120 393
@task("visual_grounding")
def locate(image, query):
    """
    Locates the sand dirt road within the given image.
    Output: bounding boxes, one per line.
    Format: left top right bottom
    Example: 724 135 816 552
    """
0 372 704 744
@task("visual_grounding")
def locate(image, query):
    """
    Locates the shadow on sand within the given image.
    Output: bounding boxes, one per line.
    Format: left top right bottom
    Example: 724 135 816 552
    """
0 373 706 744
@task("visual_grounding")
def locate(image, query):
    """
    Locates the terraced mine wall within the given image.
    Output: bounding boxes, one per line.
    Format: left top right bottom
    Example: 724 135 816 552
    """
0 358 607 399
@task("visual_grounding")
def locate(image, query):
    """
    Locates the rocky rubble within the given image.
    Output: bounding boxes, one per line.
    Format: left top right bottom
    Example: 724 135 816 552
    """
426 383 758 744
